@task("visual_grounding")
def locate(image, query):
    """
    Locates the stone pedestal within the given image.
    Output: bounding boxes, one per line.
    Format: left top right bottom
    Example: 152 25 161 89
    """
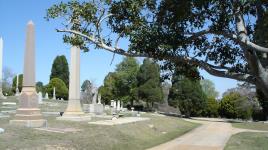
89 104 104 115
9 21 46 128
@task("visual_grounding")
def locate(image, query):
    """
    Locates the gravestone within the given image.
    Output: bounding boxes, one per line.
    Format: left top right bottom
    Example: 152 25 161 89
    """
9 21 47 127
15 74 20 96
89 87 104 115
45 93 49 99
38 92 43 104
0 128 4 134
52 87 56 100
0 37 6 99
117 100 121 111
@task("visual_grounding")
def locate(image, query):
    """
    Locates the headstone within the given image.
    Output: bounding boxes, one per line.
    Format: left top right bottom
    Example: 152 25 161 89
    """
15 74 20 96
45 93 49 99
38 92 43 104
53 87 56 100
9 21 47 127
0 37 6 99
110 100 114 107
0 128 4 134
97 94 101 104
89 87 104 115
117 100 121 111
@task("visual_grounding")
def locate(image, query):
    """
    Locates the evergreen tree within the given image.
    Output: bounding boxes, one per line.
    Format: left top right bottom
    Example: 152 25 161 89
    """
168 69 207 117
36 81 44 93
50 55 69 88
12 74 23 93
46 78 68 100
99 72 117 105
137 58 163 109
115 57 139 106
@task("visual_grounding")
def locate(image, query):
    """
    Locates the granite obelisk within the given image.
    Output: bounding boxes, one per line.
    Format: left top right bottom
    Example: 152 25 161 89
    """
0 37 6 99
58 46 91 121
10 21 47 127
15 74 20 96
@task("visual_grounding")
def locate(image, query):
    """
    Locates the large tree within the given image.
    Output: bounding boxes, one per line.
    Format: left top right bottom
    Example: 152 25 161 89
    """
50 55 69 87
200 79 219 99
137 58 163 108
46 1 268 101
168 69 207 117
114 57 139 106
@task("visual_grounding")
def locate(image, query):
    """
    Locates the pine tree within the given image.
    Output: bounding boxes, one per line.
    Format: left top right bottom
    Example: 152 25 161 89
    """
50 55 69 88
137 58 163 109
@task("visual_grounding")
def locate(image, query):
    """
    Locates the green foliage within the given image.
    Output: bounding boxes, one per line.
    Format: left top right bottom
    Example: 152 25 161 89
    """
81 80 91 92
46 78 68 100
36 81 44 94
12 74 23 93
200 79 219 99
168 72 207 117
219 92 252 120
50 55 69 88
204 97 219 117
115 57 139 105
99 72 117 104
100 57 139 106
137 58 163 108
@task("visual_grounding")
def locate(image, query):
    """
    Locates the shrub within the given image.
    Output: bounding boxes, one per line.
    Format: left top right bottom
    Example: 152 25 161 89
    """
46 78 68 100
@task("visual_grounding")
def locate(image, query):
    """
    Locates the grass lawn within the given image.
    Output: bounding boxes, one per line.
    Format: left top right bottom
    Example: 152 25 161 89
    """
224 132 268 150
232 122 268 131
0 97 199 150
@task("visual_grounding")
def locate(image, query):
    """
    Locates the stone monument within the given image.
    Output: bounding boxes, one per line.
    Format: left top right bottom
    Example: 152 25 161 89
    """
117 100 121 111
38 92 43 104
10 21 47 127
57 46 90 121
52 87 56 100
15 74 20 96
45 93 49 99
0 37 6 99
89 87 104 115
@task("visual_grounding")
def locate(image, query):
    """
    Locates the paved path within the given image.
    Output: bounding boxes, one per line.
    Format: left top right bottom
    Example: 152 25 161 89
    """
147 118 267 150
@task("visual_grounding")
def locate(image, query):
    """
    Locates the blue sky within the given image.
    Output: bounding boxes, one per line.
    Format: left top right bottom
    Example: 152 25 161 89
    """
0 0 238 97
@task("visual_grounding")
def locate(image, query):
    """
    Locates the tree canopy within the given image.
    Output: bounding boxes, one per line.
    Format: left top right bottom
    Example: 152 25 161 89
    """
46 1 268 99
137 58 163 108
50 55 69 88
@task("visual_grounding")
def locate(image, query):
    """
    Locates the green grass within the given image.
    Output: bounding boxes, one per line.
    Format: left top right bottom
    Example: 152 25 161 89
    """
0 97 199 150
225 132 268 150
232 122 268 131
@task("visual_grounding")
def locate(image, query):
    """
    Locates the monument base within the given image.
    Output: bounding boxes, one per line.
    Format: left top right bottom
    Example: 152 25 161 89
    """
56 114 91 121
9 119 47 128
89 104 104 115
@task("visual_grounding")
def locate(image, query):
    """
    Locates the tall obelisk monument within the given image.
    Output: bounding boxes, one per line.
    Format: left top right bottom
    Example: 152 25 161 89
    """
57 46 91 121
10 21 47 127
0 37 6 99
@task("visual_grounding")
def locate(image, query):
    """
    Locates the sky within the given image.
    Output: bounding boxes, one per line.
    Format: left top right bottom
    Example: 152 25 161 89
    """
0 0 239 97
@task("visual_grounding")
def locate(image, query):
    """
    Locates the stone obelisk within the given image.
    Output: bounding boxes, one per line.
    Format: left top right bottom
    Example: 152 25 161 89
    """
58 46 90 121
15 74 20 96
52 87 56 100
0 37 6 99
10 21 47 127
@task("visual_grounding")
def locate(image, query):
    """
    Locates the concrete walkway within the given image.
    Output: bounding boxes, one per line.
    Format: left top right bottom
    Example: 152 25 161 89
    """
147 118 267 150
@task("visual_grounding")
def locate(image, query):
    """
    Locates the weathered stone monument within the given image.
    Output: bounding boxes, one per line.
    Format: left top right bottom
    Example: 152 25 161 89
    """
117 100 121 111
89 87 104 115
15 74 20 96
0 37 6 99
57 46 90 121
38 92 43 104
9 21 47 127
52 87 56 100
45 92 49 99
